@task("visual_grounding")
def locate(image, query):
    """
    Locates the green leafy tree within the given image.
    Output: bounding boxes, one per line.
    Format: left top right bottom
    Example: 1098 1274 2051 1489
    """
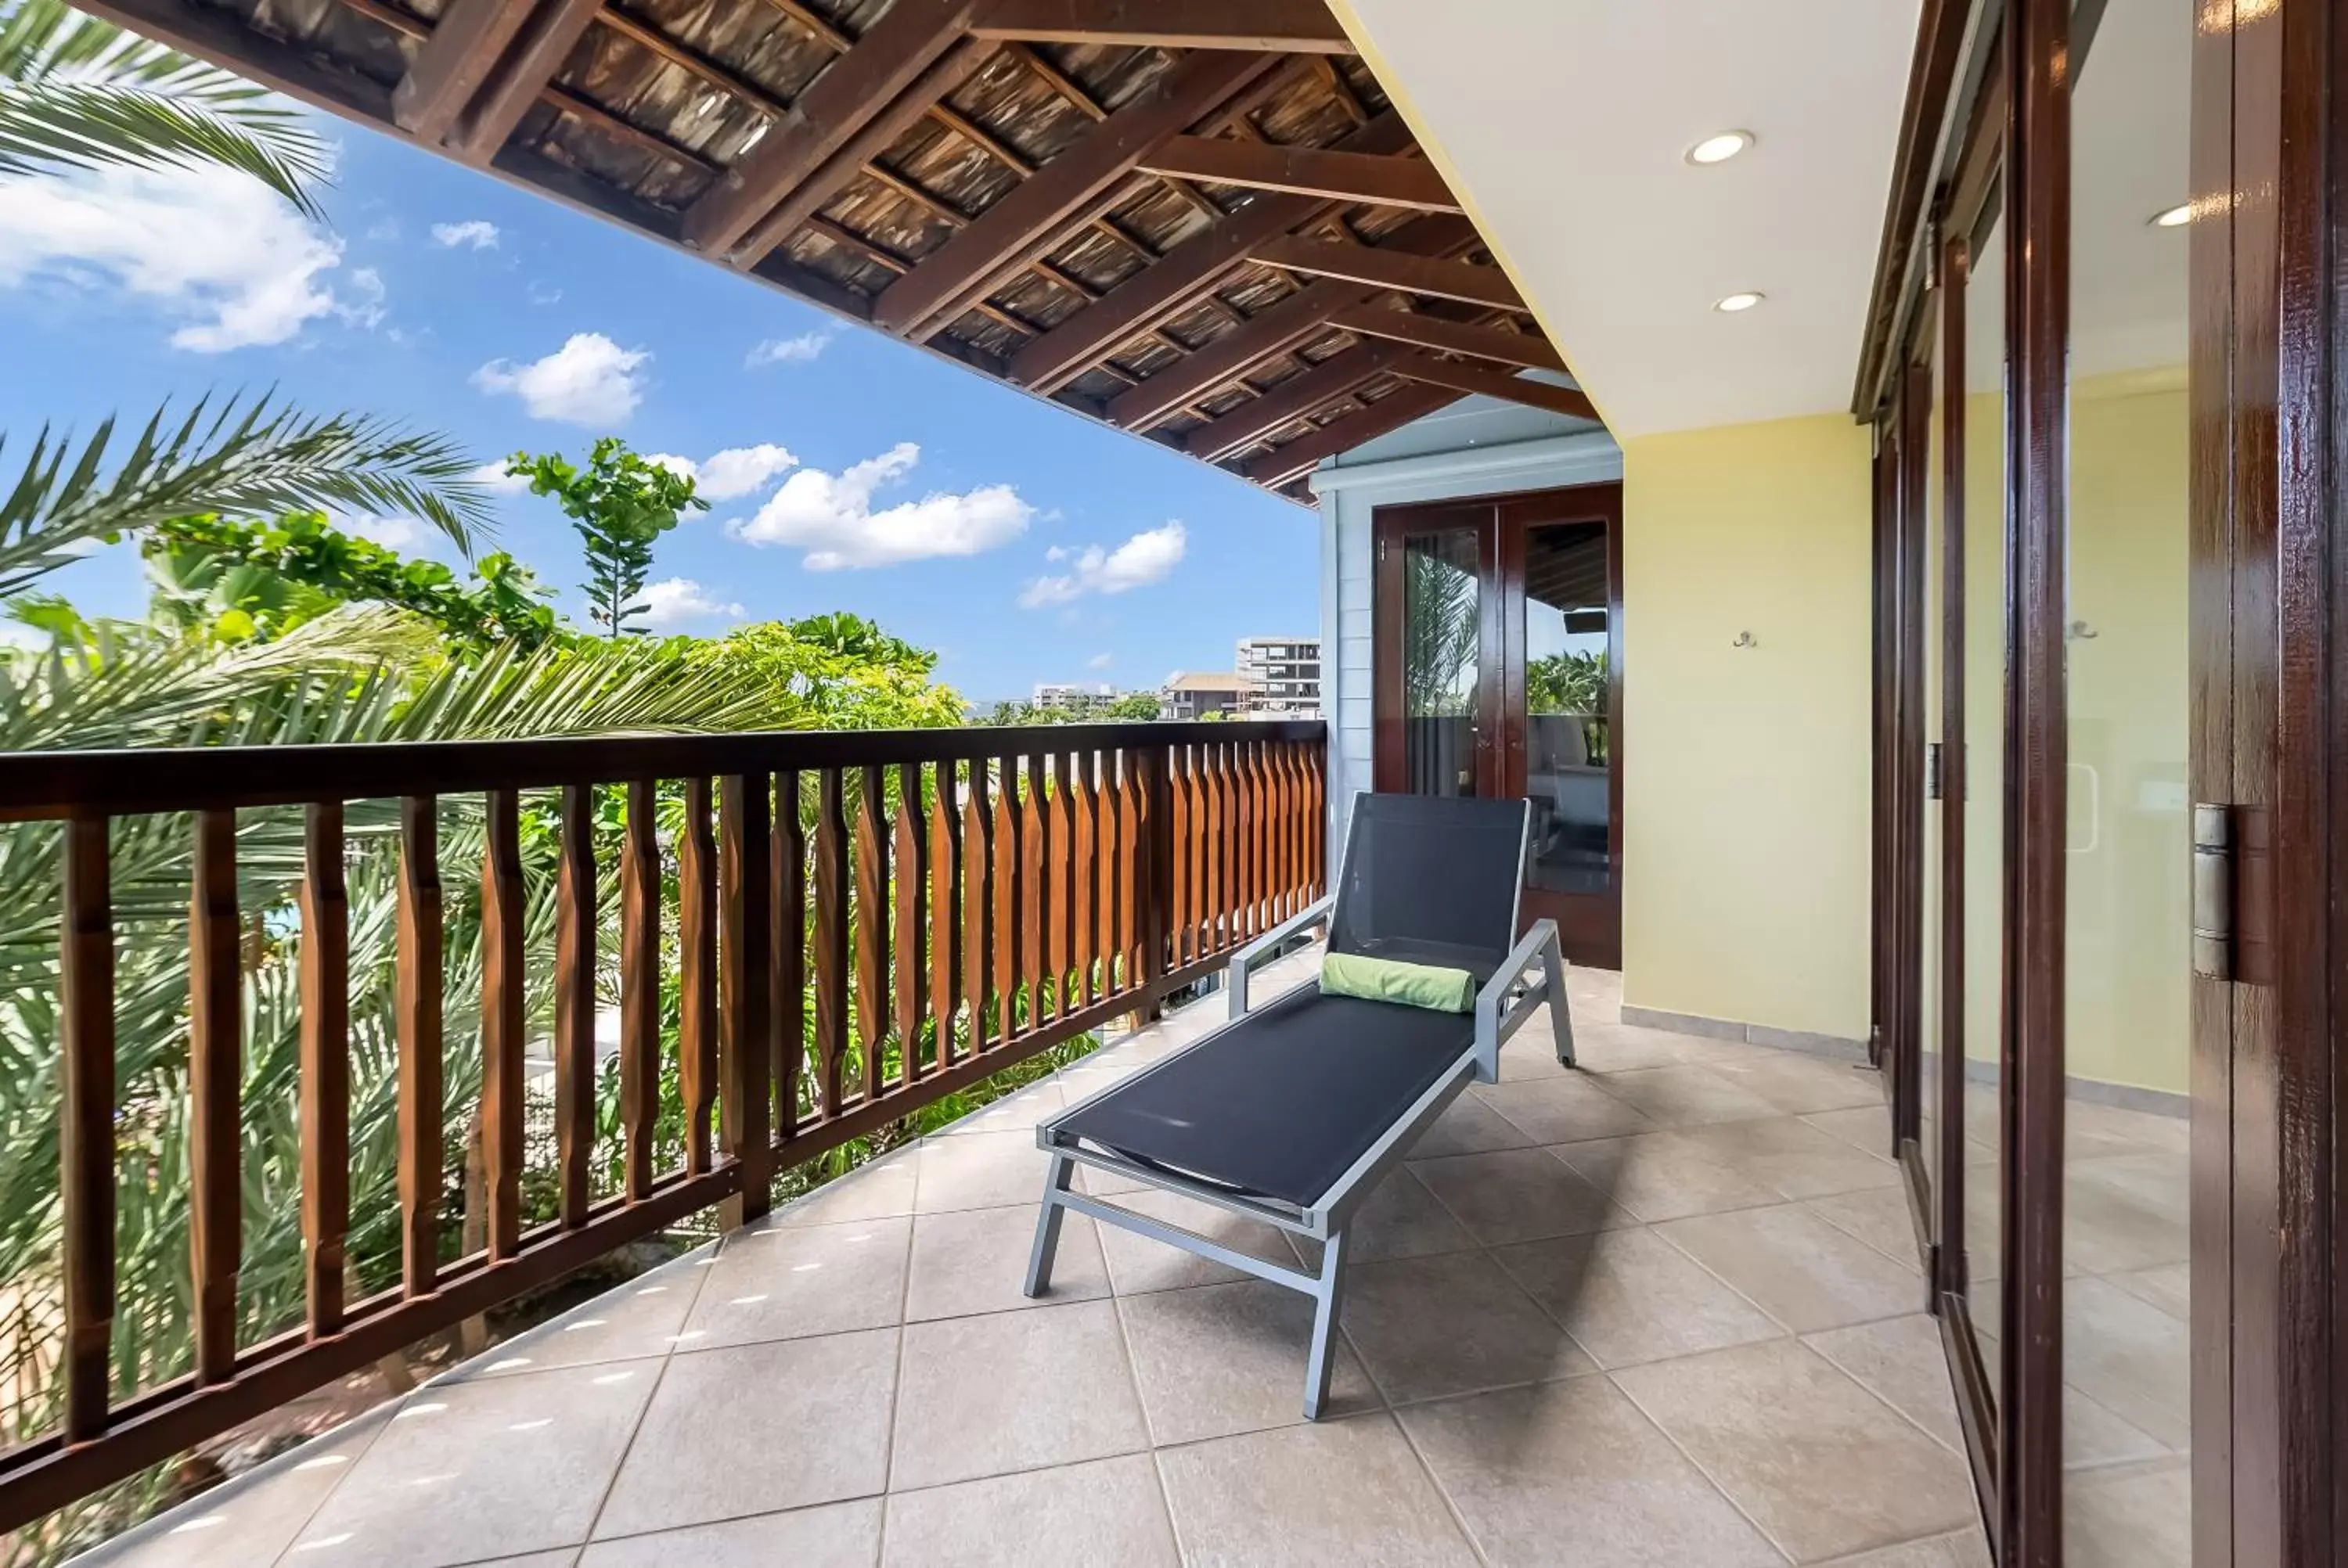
509 439 704 637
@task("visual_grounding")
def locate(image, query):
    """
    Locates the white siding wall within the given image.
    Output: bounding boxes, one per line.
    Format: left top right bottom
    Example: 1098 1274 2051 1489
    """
1309 397 1622 861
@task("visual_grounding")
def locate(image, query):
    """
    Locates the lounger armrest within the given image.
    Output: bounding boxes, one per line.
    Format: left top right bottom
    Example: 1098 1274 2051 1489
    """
1230 893 1336 1020
1474 919 1565 1081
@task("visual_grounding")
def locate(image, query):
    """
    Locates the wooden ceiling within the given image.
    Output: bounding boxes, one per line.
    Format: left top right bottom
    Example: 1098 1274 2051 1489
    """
87 0 1598 501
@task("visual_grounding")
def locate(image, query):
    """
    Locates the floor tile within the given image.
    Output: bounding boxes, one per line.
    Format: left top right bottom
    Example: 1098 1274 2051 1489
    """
675 1217 909 1350
884 1455 1176 1567
1290 1167 1473 1267
1404 1093 1536 1159
1803 1105 1895 1157
438 1251 709 1383
286 1361 660 1566
1493 1228 1784 1369
1679 1115 1903 1200
1703 1050 1888 1114
1406 1146 1634 1246
2067 1101 2191 1157
1154 1413 1477 1567
1492 1033 1573 1081
1804 1186 1928 1271
1472 1075 1655 1144
2065 1154 2189 1274
1819 1529 1992 1567
2103 1261 2190 1322
774 1156 919 1228
576 1499 880 1566
1658 1203 1923 1331
1340 1250 1593 1404
1399 1378 1783 1567
2066 1457 2190 1567
1091 1187 1305 1295
890 1298 1149 1491
1804 1314 1964 1451
913 1129 1059 1214
2060 1386 2170 1470
464 1554 579 1568
1614 1339 1976 1562
1118 1278 1377 1444
76 1410 390 1568
592 1332 898 1539
1582 1064 1784 1127
1567 1022 1730 1073
930 1081 1066 1137
1548 1131 1774 1224
903 1203 1108 1321
2062 1275 2189 1448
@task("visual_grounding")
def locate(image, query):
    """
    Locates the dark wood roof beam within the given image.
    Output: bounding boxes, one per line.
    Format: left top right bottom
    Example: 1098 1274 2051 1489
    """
1180 339 1412 462
446 0 606 163
1329 304 1565 372
1010 110 1413 393
1244 384 1464 487
1252 236 1525 311
969 0 1355 53
1392 356 1600 422
1140 137 1459 213
389 0 542 145
1106 212 1475 430
682 0 982 260
874 49 1284 340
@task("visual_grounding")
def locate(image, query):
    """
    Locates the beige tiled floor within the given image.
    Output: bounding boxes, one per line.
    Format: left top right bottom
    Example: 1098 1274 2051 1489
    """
85 956 1999 1568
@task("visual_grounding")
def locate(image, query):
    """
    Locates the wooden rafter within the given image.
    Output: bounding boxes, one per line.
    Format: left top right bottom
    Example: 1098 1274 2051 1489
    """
1107 214 1476 430
873 49 1282 340
445 0 607 163
389 0 540 145
1010 111 1412 393
1392 356 1600 421
1251 236 1525 311
968 0 1355 54
682 0 981 258
1180 339 1413 462
1139 136 1458 213
1327 304 1565 372
1245 384 1464 487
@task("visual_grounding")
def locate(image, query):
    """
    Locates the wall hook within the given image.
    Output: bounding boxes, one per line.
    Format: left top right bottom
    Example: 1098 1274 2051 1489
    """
1730 631 1757 649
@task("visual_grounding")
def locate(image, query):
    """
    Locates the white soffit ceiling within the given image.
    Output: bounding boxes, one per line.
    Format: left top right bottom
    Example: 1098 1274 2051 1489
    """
1329 0 1922 439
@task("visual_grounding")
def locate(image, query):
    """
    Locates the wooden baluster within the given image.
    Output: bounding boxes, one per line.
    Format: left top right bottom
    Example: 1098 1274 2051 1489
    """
1201 746 1224 955
963 758 993 1045
994 756 1021 1037
813 770 850 1114
854 768 891 1098
1308 740 1327 894
300 804 349 1339
1263 744 1287 922
929 763 960 1069
481 790 527 1257
895 762 929 1081
1169 745 1193 967
556 785 596 1228
189 809 242 1383
774 772 806 1140
1278 742 1300 917
1100 753 1125 995
679 779 718 1173
1043 753 1068 1016
1024 753 1048 1023
1071 753 1097 1006
60 818 114 1440
718 774 773 1227
1124 751 1147 988
1233 742 1254 940
1246 742 1269 936
1223 742 1244 951
396 795 443 1296
620 780 660 1199
1135 748 1167 997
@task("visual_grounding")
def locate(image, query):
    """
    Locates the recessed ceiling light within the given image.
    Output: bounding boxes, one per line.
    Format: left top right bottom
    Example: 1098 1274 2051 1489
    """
2149 203 2191 228
1714 292 1765 313
1686 131 1754 166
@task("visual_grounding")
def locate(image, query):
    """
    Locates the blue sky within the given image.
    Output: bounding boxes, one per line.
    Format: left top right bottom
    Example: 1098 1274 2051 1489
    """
0 113 1320 703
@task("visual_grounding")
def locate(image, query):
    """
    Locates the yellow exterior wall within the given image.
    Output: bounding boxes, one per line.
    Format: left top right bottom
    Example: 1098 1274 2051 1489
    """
1620 413 1876 1041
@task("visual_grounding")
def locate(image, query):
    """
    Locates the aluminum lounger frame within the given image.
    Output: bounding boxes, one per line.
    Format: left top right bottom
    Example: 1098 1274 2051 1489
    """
1022 797 1576 1419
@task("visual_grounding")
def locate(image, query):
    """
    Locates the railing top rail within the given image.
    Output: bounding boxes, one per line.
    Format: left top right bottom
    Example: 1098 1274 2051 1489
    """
0 718 1328 821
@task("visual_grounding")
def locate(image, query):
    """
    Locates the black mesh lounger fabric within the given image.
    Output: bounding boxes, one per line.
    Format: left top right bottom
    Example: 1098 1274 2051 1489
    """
1327 793 1530 984
1053 980 1475 1208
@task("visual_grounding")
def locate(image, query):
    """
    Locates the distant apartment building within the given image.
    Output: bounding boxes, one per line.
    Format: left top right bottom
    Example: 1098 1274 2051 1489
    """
1032 682 1118 713
1160 672 1252 721
1236 636 1322 717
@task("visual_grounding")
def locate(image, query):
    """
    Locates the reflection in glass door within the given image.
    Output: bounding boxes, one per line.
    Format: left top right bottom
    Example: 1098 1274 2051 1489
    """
1399 524 1486 798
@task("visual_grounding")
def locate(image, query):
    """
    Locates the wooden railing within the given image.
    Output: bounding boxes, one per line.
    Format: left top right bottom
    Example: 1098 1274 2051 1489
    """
0 719 1326 1529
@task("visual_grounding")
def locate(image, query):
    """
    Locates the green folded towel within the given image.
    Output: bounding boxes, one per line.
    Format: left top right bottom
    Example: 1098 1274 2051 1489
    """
1320 951 1477 1013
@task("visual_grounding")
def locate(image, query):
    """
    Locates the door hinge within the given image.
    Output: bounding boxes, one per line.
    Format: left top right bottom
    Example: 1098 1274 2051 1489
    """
1925 743 1942 801
2191 802 2234 981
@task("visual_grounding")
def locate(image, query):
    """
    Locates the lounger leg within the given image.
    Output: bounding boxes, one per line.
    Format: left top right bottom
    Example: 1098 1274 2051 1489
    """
1302 1228 1351 1420
1545 930 1576 1068
1023 1153 1075 1297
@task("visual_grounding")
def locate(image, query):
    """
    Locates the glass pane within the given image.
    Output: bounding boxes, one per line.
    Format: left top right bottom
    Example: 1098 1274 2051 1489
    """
2064 0 2192 1554
1402 527 1481 797
1522 520 1612 894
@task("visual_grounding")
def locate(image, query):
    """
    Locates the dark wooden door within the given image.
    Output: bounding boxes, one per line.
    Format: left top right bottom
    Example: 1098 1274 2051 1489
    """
1371 484 1624 969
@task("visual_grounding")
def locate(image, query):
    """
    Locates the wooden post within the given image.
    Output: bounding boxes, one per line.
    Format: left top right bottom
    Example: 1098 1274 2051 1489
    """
718 774 773 1228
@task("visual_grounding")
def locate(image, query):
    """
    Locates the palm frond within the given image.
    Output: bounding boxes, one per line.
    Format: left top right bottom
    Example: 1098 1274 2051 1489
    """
0 394 492 596
0 0 328 215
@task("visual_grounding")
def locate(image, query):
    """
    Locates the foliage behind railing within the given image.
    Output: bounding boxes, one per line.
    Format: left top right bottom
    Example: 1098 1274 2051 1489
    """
0 717 1327 1533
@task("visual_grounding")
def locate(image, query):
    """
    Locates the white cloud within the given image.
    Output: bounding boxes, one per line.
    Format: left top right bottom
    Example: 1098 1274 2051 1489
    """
0 163 366 351
337 266 387 330
430 220 500 250
731 443 1032 570
339 512 432 552
1087 652 1113 670
650 443 800 502
639 577 747 631
464 462 532 494
473 333 649 426
1043 545 1069 562
746 329 832 367
645 452 698 482
1018 522 1187 608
